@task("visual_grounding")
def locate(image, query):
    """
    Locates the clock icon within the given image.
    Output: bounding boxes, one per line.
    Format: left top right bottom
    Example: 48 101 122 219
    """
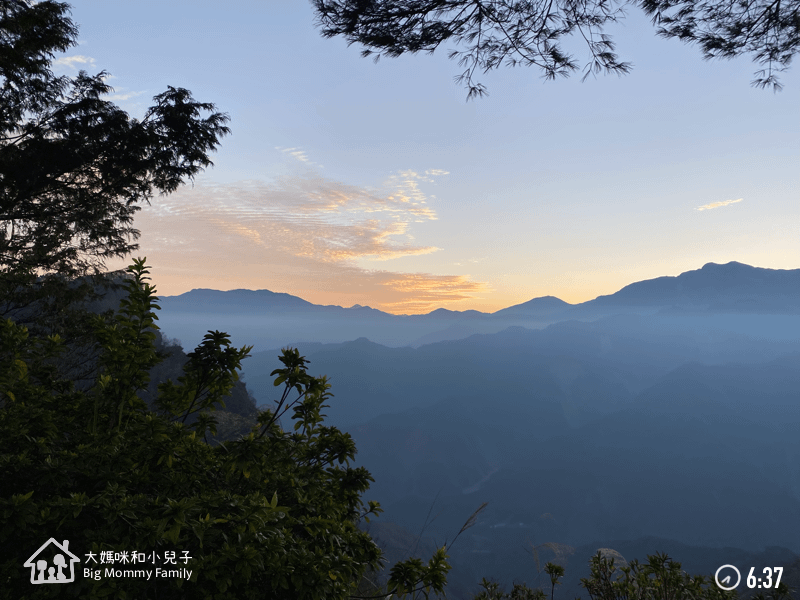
715 565 741 591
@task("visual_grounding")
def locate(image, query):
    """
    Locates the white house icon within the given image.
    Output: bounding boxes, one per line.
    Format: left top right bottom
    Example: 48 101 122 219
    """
24 539 80 584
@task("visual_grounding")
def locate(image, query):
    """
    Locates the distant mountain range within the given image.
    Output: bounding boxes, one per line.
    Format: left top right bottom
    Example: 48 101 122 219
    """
88 259 800 597
155 261 800 352
161 261 800 316
230 307 800 597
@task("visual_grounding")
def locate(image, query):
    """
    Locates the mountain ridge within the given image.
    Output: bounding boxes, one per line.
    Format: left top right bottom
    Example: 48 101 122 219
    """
154 261 800 352
587 261 800 310
161 261 800 317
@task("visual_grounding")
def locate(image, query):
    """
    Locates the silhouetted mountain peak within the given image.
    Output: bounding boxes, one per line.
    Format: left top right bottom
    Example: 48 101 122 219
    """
492 295 572 316
346 336 385 348
425 307 490 317
162 288 315 312
347 304 384 314
589 262 800 311
700 260 752 270
528 295 571 307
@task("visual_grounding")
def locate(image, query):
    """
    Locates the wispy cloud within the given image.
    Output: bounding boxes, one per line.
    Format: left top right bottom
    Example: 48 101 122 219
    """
123 155 488 314
277 147 310 162
144 174 440 263
381 170 442 222
106 89 147 101
53 54 97 70
276 146 324 169
695 198 743 211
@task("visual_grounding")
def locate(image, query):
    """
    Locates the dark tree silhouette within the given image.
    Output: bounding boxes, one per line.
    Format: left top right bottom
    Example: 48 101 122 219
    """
0 0 230 379
0 0 230 281
0 0 230 337
311 0 798 99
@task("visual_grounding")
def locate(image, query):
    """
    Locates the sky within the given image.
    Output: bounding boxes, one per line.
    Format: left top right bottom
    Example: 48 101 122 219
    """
59 0 799 315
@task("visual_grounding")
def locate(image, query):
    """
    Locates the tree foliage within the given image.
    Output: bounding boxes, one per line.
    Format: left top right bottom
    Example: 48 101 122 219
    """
0 4 457 596
579 551 790 600
0 259 453 599
473 551 795 600
473 577 547 600
1 0 230 281
0 0 231 391
0 0 231 379
311 0 798 99
639 0 799 91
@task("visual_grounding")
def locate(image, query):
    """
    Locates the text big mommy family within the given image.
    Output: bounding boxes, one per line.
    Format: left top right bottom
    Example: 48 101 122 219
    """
25 539 194 586
83 548 194 581
84 567 193 581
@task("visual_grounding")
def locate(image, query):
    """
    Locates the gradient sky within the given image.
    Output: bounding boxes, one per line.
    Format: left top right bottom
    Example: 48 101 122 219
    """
60 0 799 314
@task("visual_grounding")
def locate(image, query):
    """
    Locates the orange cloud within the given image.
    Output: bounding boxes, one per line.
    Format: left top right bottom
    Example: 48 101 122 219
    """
110 159 487 314
377 273 490 314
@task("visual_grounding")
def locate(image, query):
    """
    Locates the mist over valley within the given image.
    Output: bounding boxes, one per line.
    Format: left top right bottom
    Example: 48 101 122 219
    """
153 261 800 598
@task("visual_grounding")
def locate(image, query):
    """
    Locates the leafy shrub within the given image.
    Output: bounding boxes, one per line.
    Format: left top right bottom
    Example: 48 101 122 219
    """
0 259 449 599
